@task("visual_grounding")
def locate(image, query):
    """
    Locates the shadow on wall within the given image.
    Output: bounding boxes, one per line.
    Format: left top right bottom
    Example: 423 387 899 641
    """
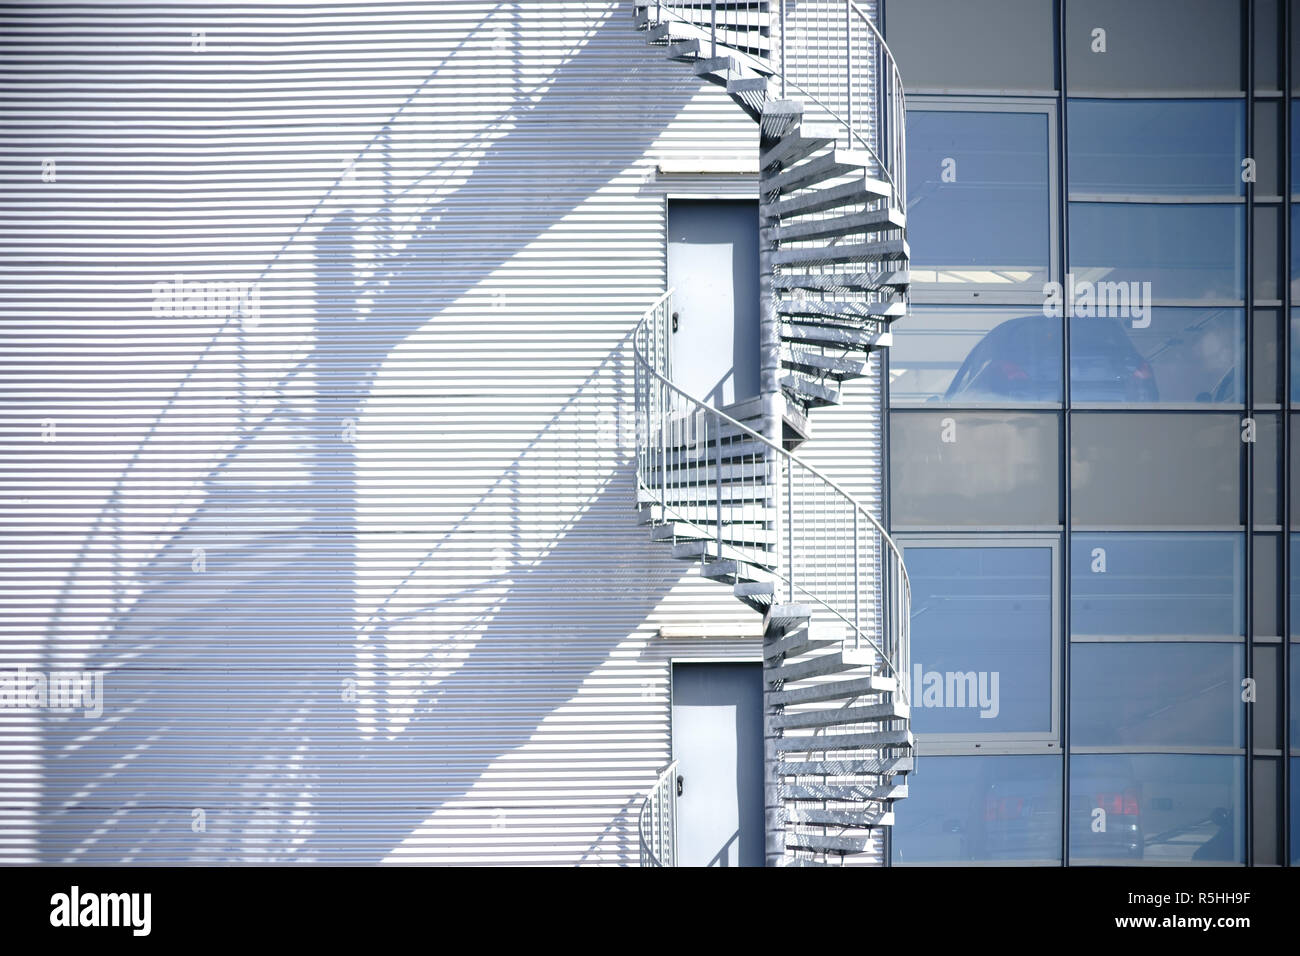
37 4 701 864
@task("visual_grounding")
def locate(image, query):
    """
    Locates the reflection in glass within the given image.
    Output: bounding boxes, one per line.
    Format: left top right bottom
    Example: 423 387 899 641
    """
1292 758 1300 866
1068 99 1244 197
1069 203 1244 302
890 307 1061 404
1071 643 1244 748
1071 414 1240 527
1070 309 1242 404
1065 0 1241 96
891 411 1060 527
892 755 1062 864
1069 755 1244 864
1292 310 1299 403
906 546 1054 735
1292 208 1300 304
1292 99 1299 192
1293 537 1299 637
906 110 1050 290
1071 533 1243 638
1290 646 1298 743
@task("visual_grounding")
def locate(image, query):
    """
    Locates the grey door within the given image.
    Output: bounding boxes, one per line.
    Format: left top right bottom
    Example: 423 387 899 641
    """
671 662 765 867
667 200 760 407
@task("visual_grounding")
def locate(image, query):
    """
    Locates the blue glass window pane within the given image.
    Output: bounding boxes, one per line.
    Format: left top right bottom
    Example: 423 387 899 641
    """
1292 536 1299 638
906 110 1050 289
1069 203 1244 302
891 306 1061 404
1071 534 1242 638
1069 755 1244 864
1292 100 1299 194
892 755 1062 864
1068 99 1244 197
1069 308 1243 404
1292 758 1300 866
906 546 1053 735
1290 645 1299 745
1071 643 1245 748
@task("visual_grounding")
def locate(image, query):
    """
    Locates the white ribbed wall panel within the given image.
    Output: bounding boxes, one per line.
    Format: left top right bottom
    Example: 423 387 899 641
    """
0 0 885 865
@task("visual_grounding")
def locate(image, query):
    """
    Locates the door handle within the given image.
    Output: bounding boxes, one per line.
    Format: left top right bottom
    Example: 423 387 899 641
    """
671 311 679 333
676 774 684 797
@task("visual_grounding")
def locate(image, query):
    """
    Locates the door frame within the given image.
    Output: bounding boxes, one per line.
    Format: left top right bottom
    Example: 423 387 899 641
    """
663 195 763 407
668 656 765 866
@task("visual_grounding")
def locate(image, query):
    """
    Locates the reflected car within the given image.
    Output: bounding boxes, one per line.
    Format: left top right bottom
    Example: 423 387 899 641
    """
1068 772 1144 861
953 761 1143 862
959 764 1062 862
941 315 1158 403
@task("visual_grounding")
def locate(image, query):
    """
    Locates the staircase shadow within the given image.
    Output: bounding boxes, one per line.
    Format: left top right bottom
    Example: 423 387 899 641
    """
35 6 708 864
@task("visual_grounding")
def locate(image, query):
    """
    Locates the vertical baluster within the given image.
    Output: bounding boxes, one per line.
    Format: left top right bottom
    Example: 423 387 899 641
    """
779 0 786 98
670 763 678 865
786 459 793 593
845 0 852 132
657 773 664 865
714 412 723 556
853 508 860 647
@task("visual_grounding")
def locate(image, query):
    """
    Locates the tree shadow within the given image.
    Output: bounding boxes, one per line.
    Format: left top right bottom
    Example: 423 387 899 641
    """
35 4 713 864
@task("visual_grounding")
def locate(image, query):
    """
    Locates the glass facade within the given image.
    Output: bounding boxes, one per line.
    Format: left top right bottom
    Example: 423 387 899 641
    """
906 544 1056 736
884 0 1295 866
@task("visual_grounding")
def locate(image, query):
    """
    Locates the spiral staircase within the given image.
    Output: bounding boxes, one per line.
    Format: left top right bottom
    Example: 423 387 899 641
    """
632 2 914 866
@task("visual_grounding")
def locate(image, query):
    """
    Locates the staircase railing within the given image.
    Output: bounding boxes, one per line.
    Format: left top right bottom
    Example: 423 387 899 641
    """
638 759 679 866
640 0 907 210
634 291 910 706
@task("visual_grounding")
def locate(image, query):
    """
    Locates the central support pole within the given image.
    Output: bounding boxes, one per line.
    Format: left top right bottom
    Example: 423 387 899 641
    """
758 70 787 866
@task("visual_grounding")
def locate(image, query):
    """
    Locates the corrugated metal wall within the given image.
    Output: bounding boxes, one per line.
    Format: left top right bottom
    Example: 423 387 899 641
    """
0 0 882 864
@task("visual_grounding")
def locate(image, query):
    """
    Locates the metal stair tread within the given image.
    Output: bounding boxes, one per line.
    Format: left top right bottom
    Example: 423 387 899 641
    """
781 782 909 802
761 174 895 218
773 206 905 242
643 459 769 484
764 634 838 661
763 149 873 195
782 348 870 379
767 650 863 684
652 521 776 546
775 728 913 752
783 831 871 853
781 320 892 350
652 436 768 462
772 700 910 730
780 372 839 405
759 122 844 170
784 807 895 828
778 756 914 776
773 269 909 292
772 238 909 267
700 557 776 584
777 297 907 319
637 486 773 507
640 502 773 524
672 538 773 565
769 674 898 706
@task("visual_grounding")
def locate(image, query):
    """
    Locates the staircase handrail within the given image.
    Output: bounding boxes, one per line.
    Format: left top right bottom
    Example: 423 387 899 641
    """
638 759 680 866
634 290 910 705
641 0 907 210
